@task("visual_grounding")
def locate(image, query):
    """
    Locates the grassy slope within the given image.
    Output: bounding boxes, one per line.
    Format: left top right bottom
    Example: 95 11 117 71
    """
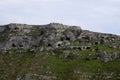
0 47 120 80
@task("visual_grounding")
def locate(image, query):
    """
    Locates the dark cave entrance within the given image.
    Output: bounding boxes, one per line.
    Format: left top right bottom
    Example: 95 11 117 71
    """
12 43 16 47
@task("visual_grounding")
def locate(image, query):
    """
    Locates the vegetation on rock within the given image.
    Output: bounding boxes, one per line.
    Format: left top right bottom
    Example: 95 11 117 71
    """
0 23 120 80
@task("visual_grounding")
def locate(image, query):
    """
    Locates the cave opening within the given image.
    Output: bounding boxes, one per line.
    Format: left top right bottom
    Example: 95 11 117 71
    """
58 44 61 47
12 43 16 47
66 37 70 41
48 43 52 47
19 44 23 47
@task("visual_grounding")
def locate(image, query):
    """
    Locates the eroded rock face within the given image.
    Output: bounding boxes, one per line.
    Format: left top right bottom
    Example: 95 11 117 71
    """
0 23 120 80
0 23 82 52
98 51 119 62
0 22 120 55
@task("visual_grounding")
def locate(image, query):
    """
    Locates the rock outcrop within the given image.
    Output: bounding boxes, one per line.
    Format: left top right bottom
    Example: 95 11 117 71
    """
0 23 82 52
0 23 120 80
0 23 120 62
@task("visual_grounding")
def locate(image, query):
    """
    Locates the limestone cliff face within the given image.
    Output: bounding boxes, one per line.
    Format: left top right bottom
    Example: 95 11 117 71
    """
0 23 82 52
1 23 120 80
0 23 120 53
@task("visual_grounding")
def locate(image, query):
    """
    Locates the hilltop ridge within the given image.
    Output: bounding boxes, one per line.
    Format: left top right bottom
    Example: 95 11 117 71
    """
0 23 119 51
0 23 120 80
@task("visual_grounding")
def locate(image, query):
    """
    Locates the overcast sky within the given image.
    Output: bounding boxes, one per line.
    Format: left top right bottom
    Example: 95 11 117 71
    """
0 0 120 35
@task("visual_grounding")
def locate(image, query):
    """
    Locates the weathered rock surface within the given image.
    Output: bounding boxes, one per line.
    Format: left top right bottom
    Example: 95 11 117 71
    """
0 23 120 62
0 23 120 80
0 23 82 52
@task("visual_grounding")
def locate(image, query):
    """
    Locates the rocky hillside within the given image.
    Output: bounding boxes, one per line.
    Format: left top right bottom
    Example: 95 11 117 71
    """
0 23 119 52
0 23 82 51
0 23 120 80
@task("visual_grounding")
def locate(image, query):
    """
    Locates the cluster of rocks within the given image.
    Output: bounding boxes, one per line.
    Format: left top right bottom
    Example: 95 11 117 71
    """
98 51 119 62
0 23 82 53
73 71 120 79
16 74 56 80
0 23 120 56
68 46 91 50
0 23 120 80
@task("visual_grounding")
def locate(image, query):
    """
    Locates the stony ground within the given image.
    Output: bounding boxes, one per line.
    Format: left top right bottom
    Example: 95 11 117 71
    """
0 23 120 80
